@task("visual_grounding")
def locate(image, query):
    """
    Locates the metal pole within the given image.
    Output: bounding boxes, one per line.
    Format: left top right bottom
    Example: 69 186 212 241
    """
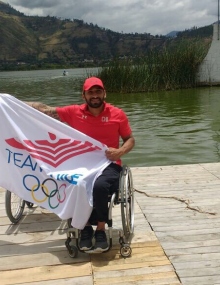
218 0 220 40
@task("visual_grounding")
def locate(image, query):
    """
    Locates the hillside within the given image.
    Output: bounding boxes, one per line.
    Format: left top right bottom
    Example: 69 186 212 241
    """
0 1 213 69
0 1 164 67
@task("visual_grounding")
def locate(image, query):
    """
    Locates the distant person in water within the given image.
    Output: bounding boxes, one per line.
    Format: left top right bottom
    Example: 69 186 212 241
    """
63 70 66 76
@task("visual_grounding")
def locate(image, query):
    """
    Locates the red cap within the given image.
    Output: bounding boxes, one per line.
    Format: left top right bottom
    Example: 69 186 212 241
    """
83 77 104 91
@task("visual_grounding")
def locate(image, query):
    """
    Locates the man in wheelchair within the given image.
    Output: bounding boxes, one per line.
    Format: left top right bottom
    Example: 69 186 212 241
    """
25 76 135 252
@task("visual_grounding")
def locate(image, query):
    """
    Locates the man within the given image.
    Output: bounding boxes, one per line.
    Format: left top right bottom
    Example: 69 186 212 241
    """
26 76 135 252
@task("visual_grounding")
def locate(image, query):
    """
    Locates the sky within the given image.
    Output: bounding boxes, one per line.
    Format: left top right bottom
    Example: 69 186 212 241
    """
1 0 219 35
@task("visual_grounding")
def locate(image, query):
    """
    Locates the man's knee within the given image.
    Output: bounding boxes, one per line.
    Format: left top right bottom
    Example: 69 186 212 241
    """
93 180 109 198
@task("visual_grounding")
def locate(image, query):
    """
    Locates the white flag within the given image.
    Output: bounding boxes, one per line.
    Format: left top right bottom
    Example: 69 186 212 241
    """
0 94 110 229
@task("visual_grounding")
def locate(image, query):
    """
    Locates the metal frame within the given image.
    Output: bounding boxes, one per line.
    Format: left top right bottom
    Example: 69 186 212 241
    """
65 165 134 258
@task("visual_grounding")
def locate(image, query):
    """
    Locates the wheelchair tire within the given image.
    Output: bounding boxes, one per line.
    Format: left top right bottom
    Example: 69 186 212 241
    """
65 238 78 258
67 218 73 228
120 166 134 239
26 201 34 208
68 245 78 258
120 244 132 258
5 190 25 224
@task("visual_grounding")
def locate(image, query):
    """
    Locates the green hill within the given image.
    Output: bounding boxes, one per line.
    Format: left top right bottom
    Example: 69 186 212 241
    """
0 1 213 70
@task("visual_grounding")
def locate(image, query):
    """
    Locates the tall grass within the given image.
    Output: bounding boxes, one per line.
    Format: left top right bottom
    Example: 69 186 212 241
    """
97 39 210 93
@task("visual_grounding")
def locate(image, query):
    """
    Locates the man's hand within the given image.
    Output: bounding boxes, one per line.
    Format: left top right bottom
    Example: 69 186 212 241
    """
105 135 135 161
105 148 123 161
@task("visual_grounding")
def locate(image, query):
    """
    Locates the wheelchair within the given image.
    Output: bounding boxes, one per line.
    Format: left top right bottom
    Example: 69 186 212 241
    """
5 190 34 224
65 165 134 258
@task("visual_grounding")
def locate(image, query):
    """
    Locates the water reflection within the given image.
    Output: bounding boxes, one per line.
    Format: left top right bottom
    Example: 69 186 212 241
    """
1 69 220 167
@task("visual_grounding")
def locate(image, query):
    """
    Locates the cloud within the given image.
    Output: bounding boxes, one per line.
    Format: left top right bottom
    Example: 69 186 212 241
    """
2 0 218 35
10 0 60 8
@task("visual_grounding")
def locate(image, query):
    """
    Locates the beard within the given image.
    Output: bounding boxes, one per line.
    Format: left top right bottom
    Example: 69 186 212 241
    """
85 96 105 108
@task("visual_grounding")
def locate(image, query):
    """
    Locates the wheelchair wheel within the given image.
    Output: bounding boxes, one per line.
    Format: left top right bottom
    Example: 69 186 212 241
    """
5 190 25 224
68 245 78 258
25 201 34 208
120 166 134 239
67 218 73 228
120 243 132 258
65 238 78 258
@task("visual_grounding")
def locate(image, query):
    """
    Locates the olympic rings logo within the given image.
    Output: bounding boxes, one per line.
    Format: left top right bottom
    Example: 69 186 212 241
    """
23 174 66 209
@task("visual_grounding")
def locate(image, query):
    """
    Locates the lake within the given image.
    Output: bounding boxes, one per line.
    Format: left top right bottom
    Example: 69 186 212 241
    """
1 68 220 167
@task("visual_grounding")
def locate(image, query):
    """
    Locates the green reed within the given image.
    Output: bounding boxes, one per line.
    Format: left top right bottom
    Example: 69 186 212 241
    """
97 38 210 93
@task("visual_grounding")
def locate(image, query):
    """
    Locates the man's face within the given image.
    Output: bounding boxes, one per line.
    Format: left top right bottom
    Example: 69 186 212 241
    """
83 85 106 108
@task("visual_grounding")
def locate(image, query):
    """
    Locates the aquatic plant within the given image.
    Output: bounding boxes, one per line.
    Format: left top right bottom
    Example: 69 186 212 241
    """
97 38 210 93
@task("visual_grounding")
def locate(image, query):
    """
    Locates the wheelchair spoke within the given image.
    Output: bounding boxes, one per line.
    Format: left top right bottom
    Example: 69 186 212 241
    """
120 166 134 239
5 190 25 224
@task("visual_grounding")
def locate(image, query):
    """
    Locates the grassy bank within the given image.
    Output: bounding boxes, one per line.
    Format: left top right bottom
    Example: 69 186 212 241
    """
97 39 210 93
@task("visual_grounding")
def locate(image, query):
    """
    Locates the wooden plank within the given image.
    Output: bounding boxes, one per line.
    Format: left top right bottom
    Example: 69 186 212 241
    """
0 228 156 247
165 245 220 256
169 252 220 263
94 281 180 285
0 213 62 225
19 276 94 285
93 265 176 278
0 220 68 234
180 275 220 285
152 221 220 232
143 215 218 223
160 233 220 243
0 240 67 257
173 259 220 270
146 217 220 226
0 250 90 271
0 230 68 245
90 244 167 261
92 259 171 272
160 238 220 249
1 263 92 285
93 271 179 285
155 227 220 237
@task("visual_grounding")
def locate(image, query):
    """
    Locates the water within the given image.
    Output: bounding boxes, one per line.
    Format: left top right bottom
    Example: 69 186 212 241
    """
1 68 220 167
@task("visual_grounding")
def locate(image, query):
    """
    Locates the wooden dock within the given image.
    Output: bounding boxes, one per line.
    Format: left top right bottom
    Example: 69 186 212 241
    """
1 162 220 284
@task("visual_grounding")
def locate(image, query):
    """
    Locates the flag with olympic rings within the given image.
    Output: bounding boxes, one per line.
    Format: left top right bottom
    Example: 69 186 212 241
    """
0 94 111 229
